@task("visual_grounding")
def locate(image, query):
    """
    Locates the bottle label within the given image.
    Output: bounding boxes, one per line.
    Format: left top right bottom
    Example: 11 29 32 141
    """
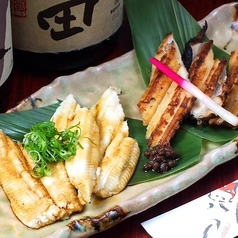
0 0 13 86
10 0 123 53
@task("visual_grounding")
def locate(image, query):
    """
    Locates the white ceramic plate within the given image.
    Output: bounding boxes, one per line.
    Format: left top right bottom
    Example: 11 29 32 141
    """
198 2 238 54
1 3 238 238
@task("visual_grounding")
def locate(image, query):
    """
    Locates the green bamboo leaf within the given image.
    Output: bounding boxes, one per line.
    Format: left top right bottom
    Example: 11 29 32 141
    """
0 103 60 141
182 120 238 143
124 0 201 85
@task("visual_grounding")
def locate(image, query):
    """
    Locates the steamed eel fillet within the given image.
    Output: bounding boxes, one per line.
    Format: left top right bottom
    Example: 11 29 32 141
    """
209 50 238 127
137 32 182 126
21 149 82 214
22 94 83 214
51 94 78 129
45 94 83 212
93 121 140 198
90 86 125 160
190 57 227 122
65 104 100 205
0 130 65 228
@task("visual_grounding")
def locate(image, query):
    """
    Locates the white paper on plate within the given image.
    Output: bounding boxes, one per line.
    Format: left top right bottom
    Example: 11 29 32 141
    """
141 180 238 238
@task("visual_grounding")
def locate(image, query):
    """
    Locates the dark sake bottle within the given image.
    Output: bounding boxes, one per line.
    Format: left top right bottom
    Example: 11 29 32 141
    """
0 0 13 86
10 0 123 72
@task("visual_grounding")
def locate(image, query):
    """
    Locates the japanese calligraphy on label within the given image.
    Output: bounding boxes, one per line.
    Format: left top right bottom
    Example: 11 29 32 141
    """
0 0 13 86
10 0 123 52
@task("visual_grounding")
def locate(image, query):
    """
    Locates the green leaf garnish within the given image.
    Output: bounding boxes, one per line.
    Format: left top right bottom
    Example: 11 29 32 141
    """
182 120 238 142
23 121 81 177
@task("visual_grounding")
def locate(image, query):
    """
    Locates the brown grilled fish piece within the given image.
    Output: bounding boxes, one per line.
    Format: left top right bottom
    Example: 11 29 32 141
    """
190 57 228 123
187 39 231 125
209 50 238 127
147 87 195 147
137 33 196 147
220 50 238 119
188 40 214 89
139 36 227 147
137 33 183 126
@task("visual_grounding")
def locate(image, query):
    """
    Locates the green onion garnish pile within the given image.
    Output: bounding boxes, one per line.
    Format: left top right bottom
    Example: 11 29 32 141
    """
23 121 81 177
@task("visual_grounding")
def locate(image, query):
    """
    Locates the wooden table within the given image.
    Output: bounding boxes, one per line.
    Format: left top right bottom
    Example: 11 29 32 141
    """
1 0 237 237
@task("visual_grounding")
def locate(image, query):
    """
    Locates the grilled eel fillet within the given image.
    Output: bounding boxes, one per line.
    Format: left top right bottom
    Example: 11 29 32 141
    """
0 130 66 228
137 33 182 126
209 50 238 128
138 33 196 147
188 40 229 124
138 33 234 147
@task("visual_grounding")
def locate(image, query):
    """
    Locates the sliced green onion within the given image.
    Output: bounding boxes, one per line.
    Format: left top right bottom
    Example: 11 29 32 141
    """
23 121 82 177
